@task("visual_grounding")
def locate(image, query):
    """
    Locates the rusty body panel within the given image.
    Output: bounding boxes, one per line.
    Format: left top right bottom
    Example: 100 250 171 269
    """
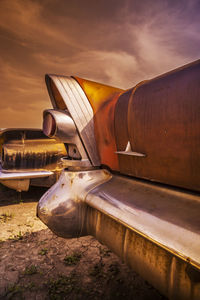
115 60 200 191
74 77 123 170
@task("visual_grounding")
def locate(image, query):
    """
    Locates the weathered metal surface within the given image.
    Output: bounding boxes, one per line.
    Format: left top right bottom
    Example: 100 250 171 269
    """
37 169 200 300
38 59 200 299
45 75 101 166
0 129 66 190
74 77 123 170
115 59 200 191
0 168 53 180
2 139 66 171
38 169 111 237
86 208 200 300
0 129 67 172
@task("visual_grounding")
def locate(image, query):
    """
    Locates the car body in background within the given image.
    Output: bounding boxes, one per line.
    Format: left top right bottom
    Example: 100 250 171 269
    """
0 128 67 191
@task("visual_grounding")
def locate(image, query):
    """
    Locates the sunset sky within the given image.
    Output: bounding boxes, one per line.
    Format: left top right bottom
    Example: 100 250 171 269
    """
0 0 199 128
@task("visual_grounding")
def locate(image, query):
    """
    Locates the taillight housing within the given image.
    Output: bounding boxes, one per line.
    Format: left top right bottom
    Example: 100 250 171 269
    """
43 110 77 140
43 113 56 137
42 109 91 168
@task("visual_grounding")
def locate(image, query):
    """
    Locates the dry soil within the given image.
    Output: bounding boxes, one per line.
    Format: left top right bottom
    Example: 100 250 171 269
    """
0 183 167 300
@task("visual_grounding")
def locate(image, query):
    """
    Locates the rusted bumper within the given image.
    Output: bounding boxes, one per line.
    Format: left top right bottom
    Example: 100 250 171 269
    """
38 169 200 300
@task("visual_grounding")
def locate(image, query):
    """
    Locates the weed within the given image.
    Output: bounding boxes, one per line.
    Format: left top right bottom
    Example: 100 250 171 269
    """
18 192 23 203
47 274 77 299
24 265 38 275
24 282 36 291
8 231 24 241
5 284 23 298
14 231 23 240
89 262 105 278
63 252 81 265
38 240 47 247
39 248 48 255
0 212 14 223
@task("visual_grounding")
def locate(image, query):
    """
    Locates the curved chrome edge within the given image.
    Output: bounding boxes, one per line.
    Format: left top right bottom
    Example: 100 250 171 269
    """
37 169 111 237
45 74 100 166
37 169 200 299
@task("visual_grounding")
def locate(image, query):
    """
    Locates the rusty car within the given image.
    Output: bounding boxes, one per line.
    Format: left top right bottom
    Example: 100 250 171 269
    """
37 59 200 300
1 59 199 299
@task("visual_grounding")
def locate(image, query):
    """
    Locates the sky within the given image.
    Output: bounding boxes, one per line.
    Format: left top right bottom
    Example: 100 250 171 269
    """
0 0 199 128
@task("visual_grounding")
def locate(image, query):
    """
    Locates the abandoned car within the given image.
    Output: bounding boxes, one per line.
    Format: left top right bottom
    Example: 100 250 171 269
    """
38 59 200 300
1 59 199 299
0 128 67 191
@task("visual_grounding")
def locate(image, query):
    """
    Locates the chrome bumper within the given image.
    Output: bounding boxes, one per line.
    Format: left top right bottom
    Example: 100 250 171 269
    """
38 169 200 300
0 164 53 191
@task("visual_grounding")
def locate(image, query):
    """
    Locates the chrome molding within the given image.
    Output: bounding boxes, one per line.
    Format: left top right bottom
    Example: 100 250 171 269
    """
38 169 111 237
0 169 53 179
45 75 100 166
43 109 91 169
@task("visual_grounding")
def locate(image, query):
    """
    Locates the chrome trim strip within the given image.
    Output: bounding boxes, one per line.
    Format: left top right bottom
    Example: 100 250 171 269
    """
45 75 100 166
0 169 53 180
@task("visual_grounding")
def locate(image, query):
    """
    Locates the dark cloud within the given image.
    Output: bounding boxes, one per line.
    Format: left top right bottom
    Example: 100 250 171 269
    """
0 0 199 127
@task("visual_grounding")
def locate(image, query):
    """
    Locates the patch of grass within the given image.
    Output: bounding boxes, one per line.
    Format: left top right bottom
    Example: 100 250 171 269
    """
39 248 48 255
89 262 105 278
5 284 24 299
18 192 23 203
47 274 78 299
0 212 14 223
24 265 38 275
37 240 47 247
63 252 81 265
8 230 24 241
14 230 23 240
24 282 36 291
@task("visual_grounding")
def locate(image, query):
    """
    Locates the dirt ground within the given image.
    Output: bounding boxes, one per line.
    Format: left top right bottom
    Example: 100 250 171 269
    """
0 183 167 300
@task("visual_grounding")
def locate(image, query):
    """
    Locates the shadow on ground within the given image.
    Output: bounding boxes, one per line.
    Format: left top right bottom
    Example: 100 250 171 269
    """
0 184 167 300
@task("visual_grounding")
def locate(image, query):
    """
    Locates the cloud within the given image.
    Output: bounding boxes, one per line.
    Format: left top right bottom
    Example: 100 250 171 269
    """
0 0 82 52
0 0 199 127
